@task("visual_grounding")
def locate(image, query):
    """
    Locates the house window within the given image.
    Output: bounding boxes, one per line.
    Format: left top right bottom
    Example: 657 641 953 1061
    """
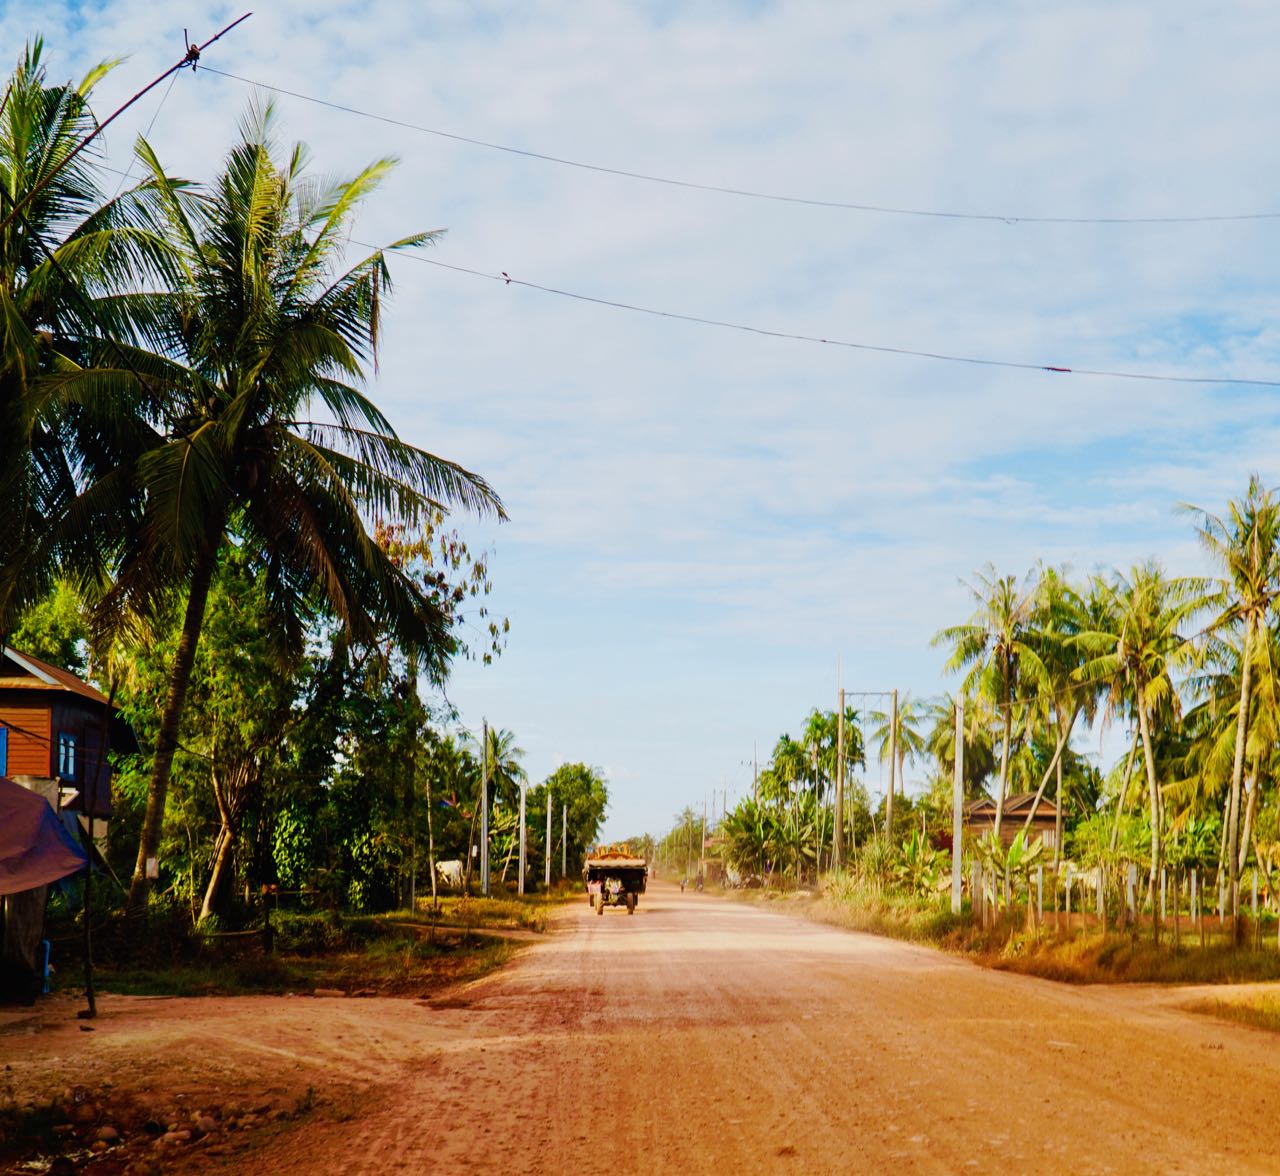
0 726 7 776
57 733 77 780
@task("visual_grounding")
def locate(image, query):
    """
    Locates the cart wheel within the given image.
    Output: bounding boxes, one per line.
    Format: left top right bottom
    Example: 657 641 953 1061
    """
597 895 605 915
626 893 636 914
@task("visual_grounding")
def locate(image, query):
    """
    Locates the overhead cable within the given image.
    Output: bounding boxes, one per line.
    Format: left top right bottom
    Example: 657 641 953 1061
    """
370 246 1280 388
206 67 1280 227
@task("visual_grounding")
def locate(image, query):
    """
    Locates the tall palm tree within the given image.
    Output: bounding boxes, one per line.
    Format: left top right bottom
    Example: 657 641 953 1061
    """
1076 563 1205 940
933 566 1049 839
925 692 996 797
868 693 927 842
0 41 175 636
1018 567 1100 858
108 104 504 910
1183 476 1280 934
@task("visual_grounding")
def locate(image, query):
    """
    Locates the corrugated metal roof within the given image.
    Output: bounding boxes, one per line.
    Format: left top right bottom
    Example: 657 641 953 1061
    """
0 648 109 706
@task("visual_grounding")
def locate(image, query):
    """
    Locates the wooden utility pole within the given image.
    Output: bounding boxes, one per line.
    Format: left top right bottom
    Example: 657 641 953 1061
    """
545 786 553 888
887 688 899 843
518 780 527 895
834 687 845 869
480 719 490 897
951 696 964 914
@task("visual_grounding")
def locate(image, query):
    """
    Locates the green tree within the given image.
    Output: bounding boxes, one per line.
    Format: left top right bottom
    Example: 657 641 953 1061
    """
1183 476 1280 935
0 42 174 638
933 566 1049 840
1077 563 1205 941
107 104 503 911
868 693 926 842
541 763 608 874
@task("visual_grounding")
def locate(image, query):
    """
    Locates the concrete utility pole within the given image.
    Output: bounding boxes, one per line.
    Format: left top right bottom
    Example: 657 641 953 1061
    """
518 779 527 895
887 688 899 842
545 786 552 888
480 719 490 897
562 804 567 879
753 743 758 802
834 687 846 870
701 794 707 875
951 697 964 914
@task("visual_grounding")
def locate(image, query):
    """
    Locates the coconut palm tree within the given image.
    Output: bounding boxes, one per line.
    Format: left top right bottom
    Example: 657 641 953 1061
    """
868 693 927 842
933 566 1049 839
108 103 504 911
0 41 176 636
1182 476 1280 935
1076 563 1205 941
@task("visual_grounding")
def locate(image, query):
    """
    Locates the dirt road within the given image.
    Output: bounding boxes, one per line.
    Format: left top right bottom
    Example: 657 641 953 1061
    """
224 882 1280 1175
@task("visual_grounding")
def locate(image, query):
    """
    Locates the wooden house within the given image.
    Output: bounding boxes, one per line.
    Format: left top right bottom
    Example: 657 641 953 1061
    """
963 791 1059 849
0 647 136 821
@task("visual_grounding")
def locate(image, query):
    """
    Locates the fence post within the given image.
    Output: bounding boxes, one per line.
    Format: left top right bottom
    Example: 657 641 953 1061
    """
1065 863 1073 927
1036 865 1043 926
1161 868 1167 923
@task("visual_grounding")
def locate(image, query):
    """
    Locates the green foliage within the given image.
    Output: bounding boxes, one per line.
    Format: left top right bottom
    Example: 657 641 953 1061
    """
893 830 945 897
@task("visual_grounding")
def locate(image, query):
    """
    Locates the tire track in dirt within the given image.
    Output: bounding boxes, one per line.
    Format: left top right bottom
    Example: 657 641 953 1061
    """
228 886 1280 1174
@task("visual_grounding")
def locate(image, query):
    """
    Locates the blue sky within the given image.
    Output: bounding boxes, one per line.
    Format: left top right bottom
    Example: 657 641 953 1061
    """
14 0 1280 836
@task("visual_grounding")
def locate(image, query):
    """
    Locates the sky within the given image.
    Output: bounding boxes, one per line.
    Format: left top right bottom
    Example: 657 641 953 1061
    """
12 1 1280 838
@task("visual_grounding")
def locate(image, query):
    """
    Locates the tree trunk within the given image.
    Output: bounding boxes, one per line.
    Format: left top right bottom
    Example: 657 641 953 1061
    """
1239 758 1260 877
199 822 236 922
1021 706 1079 840
1109 738 1139 854
1227 617 1254 940
1136 697 1161 945
126 543 219 914
993 702 1013 840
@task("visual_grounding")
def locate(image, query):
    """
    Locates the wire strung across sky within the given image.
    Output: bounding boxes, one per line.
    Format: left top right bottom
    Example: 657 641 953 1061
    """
368 246 1280 388
205 66 1280 227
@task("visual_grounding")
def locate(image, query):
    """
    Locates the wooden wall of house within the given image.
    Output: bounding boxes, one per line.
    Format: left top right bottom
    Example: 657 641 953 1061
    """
49 698 113 815
0 702 51 777
0 696 113 815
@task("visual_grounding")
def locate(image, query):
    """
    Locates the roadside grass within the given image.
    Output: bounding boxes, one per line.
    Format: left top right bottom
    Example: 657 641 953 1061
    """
1183 994 1280 1034
725 877 1280 985
985 932 1280 984
46 897 553 999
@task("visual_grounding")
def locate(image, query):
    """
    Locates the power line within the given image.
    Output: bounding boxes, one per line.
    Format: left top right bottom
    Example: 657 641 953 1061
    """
205 66 1280 227
369 246 1280 388
0 13 252 233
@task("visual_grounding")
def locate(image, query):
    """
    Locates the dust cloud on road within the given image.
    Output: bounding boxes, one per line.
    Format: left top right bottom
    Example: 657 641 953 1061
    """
242 882 1280 1174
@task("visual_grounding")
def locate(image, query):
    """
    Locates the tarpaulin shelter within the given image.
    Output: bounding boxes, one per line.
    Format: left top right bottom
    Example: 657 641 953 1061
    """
0 775 87 1004
0 775 87 894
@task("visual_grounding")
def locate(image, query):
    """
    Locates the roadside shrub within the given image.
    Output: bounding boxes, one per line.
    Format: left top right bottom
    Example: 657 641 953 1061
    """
272 911 350 955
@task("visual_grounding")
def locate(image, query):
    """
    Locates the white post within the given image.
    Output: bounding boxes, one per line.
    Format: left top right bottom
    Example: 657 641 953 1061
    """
1036 865 1043 922
1161 868 1167 921
480 719 490 897
1253 869 1258 918
951 697 964 914
1127 863 1137 923
1191 869 1198 922
562 804 567 879
1097 865 1104 919
545 787 553 889
518 780 527 896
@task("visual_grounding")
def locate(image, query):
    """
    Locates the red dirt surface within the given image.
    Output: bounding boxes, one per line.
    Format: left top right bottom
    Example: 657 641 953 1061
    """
8 883 1280 1173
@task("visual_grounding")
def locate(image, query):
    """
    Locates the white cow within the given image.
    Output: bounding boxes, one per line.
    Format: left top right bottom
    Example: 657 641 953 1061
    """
434 860 465 890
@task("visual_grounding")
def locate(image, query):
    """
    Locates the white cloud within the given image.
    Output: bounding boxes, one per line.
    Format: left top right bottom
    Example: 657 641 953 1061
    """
20 0 1280 836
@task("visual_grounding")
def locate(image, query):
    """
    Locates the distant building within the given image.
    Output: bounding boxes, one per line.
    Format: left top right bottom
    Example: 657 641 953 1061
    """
964 791 1059 849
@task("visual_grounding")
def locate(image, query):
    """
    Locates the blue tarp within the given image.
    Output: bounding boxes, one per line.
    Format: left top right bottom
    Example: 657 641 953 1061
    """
0 775 86 896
